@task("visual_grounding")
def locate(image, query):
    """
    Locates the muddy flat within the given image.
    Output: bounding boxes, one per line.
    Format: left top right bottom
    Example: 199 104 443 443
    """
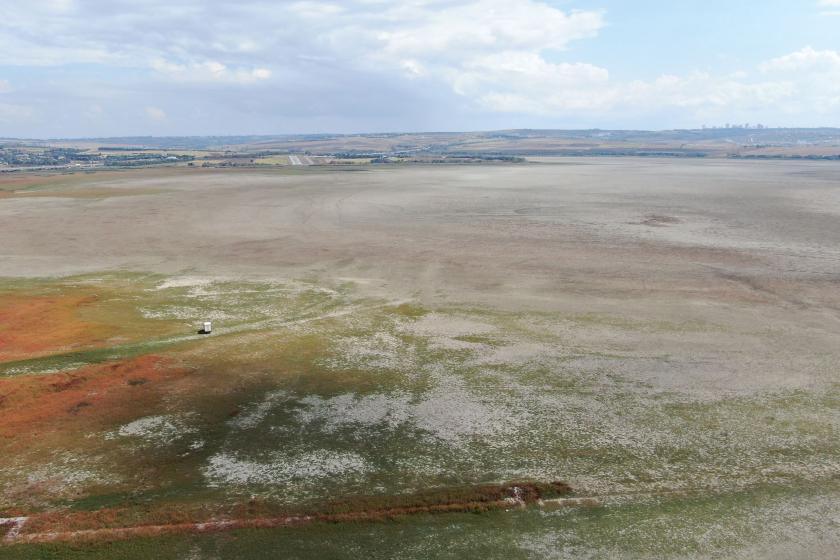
1 159 839 558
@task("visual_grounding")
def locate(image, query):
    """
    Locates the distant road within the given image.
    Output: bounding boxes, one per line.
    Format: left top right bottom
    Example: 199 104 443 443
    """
289 154 303 165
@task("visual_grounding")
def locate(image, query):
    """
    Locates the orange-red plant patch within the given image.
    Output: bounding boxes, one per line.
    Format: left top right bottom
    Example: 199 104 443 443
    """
0 355 190 444
0 293 111 363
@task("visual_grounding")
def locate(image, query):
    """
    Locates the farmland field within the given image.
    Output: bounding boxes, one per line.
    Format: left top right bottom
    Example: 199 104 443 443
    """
1 159 840 558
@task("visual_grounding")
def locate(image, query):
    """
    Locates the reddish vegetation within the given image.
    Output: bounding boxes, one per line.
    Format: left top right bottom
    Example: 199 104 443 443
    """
9 482 574 545
0 293 109 363
0 355 190 444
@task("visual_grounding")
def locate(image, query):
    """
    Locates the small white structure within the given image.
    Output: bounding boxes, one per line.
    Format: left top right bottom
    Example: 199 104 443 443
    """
203 321 212 334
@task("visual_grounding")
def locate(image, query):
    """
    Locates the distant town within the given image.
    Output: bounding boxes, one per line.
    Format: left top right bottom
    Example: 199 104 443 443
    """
2 127 840 172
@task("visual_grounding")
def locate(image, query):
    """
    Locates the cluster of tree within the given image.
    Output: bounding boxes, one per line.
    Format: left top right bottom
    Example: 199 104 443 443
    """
335 152 525 163
102 153 194 167
731 154 840 160
368 154 526 164
332 152 386 159
205 150 288 160
435 154 525 162
0 146 98 166
200 160 257 167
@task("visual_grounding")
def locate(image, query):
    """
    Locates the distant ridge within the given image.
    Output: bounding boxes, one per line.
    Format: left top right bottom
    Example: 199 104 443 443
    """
3 128 840 160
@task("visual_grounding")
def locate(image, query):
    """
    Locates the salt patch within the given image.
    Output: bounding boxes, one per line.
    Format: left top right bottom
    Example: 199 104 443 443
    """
12 452 120 496
296 393 412 432
318 332 417 371
155 276 214 291
404 313 497 338
228 390 288 429
139 306 236 321
411 381 523 445
398 312 498 351
107 414 195 444
203 450 369 486
296 383 523 448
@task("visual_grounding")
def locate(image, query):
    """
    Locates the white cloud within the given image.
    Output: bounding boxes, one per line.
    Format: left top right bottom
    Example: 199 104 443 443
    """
370 1 603 57
451 51 611 112
0 0 608 125
150 59 271 84
451 45 840 119
289 1 345 19
756 47 840 114
251 68 271 80
0 1 604 76
0 2 838 133
817 0 840 15
469 69 796 116
0 0 606 132
760 47 840 72
335 1 605 102
145 106 167 122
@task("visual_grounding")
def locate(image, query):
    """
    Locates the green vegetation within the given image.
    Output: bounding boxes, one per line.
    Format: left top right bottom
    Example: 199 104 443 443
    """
2 273 839 557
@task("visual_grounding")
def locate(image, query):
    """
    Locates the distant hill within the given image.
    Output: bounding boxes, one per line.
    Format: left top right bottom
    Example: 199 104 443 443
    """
5 128 840 160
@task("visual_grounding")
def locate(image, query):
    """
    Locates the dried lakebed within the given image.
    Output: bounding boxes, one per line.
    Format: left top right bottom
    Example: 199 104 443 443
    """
1 160 839 558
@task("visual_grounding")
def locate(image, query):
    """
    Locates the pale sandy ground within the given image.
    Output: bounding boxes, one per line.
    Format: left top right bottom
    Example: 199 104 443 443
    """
2 159 838 398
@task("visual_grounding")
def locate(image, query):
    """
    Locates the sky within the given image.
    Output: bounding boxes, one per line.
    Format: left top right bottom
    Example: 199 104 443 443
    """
1 0 840 137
